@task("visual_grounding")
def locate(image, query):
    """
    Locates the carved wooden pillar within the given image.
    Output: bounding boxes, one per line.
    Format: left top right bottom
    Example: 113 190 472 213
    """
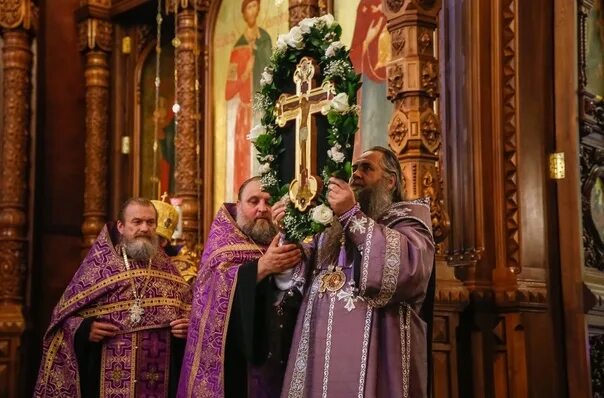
382 0 449 242
77 11 112 251
168 1 206 249
0 2 36 396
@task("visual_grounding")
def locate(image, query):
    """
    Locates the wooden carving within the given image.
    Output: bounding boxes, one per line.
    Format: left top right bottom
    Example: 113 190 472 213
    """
0 2 36 397
78 17 112 251
171 6 203 249
382 0 450 243
289 0 320 28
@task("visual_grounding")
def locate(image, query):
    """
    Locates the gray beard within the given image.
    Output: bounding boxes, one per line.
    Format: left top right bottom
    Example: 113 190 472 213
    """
354 181 393 220
237 214 277 245
122 235 159 261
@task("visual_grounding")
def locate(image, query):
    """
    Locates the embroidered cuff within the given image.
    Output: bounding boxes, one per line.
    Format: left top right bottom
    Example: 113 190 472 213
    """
338 203 360 226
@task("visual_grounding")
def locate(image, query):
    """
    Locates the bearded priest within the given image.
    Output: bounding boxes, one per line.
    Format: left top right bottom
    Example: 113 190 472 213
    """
34 198 192 397
178 176 303 398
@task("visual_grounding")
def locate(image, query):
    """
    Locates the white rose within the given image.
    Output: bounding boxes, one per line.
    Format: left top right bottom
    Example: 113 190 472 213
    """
247 124 266 142
311 204 334 225
258 162 271 174
330 92 350 113
328 146 345 163
299 17 317 34
320 14 336 28
260 69 273 86
285 26 304 49
325 41 344 58
276 34 287 52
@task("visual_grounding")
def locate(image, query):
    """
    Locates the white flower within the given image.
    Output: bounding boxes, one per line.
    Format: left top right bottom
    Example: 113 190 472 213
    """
330 92 350 113
276 34 287 52
260 69 273 86
299 17 317 34
319 13 336 28
247 124 266 142
311 204 334 225
285 26 304 49
259 154 274 162
258 162 271 174
327 145 345 163
325 41 344 58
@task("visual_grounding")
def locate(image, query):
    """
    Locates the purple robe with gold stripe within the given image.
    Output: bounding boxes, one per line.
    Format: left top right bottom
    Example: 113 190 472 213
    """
178 204 275 398
34 225 192 397
282 200 435 398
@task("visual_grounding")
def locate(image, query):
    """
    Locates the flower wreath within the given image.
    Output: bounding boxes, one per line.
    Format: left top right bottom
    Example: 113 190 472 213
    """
249 14 361 242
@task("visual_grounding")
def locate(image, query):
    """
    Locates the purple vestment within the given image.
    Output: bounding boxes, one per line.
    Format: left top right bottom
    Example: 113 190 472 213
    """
282 200 435 398
34 225 192 397
177 204 271 397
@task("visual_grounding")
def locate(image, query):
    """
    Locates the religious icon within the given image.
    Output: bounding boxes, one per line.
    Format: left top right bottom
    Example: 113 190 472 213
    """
213 0 289 209
139 42 175 198
348 0 393 151
590 176 604 243
586 0 604 95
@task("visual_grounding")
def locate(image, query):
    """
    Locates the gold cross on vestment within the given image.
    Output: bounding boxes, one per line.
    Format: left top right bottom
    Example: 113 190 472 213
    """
275 57 335 212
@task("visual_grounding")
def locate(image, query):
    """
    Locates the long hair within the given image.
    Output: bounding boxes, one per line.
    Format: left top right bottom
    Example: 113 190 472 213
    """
367 146 404 202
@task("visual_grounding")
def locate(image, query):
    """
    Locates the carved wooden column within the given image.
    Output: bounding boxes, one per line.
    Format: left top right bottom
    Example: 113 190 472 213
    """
77 7 112 251
0 1 36 396
382 0 449 242
168 1 207 249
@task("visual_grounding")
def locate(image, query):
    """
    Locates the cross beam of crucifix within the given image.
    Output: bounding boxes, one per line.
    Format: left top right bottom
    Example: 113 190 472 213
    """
275 57 335 212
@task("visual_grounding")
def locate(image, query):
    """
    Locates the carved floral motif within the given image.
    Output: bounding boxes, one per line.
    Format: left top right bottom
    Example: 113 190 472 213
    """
387 64 404 100
388 110 409 153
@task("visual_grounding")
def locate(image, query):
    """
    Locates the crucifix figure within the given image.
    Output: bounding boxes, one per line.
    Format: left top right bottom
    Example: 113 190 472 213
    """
275 57 335 212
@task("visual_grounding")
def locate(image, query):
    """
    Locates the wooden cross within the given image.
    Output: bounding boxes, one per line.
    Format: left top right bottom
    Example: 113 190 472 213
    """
275 57 335 212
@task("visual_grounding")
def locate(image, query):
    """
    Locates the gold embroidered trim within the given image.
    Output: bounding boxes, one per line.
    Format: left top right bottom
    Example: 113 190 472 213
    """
77 297 191 318
187 273 217 396
131 332 137 397
41 330 64 391
366 228 401 307
211 243 262 267
59 269 189 312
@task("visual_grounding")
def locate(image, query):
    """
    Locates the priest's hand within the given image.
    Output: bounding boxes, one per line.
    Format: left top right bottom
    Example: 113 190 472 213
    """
271 199 287 231
257 234 302 282
327 177 357 216
89 321 120 342
170 318 189 339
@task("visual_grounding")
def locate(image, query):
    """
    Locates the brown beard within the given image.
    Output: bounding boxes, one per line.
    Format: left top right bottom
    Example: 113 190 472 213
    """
353 178 394 220
122 234 159 261
237 213 277 245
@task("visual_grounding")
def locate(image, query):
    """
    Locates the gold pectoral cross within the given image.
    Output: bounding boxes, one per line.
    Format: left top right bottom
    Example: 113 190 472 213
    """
275 57 335 212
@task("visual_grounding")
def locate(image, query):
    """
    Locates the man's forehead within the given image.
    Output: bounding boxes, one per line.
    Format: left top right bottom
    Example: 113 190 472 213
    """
354 151 382 166
241 180 270 199
124 204 156 219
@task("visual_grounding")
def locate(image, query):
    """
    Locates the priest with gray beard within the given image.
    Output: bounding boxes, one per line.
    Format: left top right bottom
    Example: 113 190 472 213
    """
34 198 192 397
275 146 435 398
177 177 304 398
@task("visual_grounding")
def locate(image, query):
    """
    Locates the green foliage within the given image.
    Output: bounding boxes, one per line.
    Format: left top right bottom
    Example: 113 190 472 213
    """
252 16 362 243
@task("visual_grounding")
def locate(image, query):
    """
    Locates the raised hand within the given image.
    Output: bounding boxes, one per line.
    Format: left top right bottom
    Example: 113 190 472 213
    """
327 177 356 216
